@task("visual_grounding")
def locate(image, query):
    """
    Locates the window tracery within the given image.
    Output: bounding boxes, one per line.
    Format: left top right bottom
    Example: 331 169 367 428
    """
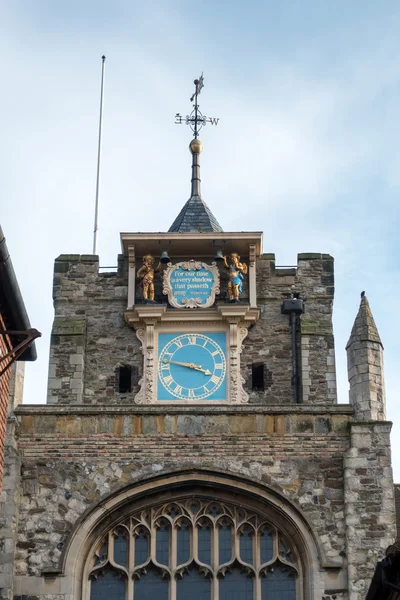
87 497 298 599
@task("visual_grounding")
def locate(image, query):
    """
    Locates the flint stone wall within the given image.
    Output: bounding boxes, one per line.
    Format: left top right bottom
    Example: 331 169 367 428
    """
1 405 394 600
1 251 394 600
2 404 394 600
47 252 336 407
4 405 351 598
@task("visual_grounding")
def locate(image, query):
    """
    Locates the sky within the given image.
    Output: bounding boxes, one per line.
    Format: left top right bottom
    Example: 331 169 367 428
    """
1 1 399 476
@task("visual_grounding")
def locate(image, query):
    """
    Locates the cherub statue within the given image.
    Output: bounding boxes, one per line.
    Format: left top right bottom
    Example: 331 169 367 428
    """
136 254 161 303
223 252 248 302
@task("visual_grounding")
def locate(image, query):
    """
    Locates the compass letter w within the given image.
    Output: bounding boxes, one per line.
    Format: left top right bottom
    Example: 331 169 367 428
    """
209 117 219 126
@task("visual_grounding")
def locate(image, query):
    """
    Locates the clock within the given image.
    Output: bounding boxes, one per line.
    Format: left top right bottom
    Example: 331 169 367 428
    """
157 332 227 401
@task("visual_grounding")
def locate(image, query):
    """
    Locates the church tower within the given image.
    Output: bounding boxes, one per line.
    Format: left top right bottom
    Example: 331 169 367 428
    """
0 77 396 600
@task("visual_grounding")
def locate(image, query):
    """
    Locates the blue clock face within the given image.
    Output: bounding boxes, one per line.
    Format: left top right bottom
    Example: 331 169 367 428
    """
158 332 227 401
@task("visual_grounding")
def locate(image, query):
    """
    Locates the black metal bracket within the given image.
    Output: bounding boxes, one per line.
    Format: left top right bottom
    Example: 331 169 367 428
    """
0 328 41 377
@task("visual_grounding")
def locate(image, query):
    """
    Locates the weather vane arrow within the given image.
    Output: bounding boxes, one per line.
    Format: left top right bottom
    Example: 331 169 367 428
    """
175 73 220 137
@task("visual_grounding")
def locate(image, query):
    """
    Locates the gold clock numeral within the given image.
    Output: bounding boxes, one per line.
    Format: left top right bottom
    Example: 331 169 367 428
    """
188 336 197 345
211 350 219 356
174 384 183 395
163 375 173 386
210 374 220 385
161 363 170 371
214 363 224 370
174 339 183 349
188 389 195 398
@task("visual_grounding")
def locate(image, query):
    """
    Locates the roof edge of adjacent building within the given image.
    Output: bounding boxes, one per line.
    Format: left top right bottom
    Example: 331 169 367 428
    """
0 225 37 361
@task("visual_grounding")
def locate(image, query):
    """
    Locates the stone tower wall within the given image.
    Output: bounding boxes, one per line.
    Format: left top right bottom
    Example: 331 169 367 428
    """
47 252 337 407
344 422 395 599
47 255 142 405
245 252 336 405
0 250 396 600
4 404 352 600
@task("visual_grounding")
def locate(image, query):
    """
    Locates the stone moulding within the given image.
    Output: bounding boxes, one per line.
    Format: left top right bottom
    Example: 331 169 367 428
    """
162 259 220 309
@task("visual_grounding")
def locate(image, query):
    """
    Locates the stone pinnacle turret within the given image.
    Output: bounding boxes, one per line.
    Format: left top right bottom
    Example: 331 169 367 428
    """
346 293 386 420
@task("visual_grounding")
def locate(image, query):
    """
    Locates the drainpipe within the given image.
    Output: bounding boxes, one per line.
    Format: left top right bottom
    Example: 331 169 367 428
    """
281 295 304 404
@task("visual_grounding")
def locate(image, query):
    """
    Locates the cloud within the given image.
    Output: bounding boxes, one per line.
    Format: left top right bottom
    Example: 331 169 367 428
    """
1 0 399 477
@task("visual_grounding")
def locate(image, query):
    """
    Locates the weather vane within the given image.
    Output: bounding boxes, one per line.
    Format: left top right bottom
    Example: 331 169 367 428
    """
175 73 219 138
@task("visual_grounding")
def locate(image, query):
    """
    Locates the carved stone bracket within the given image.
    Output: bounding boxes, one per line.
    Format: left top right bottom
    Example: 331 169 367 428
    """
220 312 251 404
128 246 136 266
248 244 257 309
125 306 167 404
134 328 146 404
127 245 136 308
239 326 250 403
124 305 259 404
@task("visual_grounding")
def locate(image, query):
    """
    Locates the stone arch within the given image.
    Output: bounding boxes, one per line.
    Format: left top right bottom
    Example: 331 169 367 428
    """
60 469 328 599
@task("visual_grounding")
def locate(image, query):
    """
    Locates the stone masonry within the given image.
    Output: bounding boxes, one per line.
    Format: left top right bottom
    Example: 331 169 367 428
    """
346 295 386 421
0 250 395 600
46 252 336 407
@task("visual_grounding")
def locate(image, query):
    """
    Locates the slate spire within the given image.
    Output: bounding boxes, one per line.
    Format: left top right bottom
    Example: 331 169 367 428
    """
346 293 386 420
168 138 223 233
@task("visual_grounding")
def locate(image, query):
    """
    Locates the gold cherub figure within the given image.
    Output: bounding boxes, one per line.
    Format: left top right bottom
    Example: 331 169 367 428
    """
136 254 161 303
223 252 248 302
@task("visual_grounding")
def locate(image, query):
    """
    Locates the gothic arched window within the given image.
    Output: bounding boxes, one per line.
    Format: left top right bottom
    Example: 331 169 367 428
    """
87 497 298 600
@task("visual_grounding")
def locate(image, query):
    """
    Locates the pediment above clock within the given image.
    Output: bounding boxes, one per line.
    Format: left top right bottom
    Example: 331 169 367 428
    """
124 304 260 329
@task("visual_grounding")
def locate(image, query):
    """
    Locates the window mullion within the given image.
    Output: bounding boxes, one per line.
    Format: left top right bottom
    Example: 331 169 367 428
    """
234 525 240 561
170 523 177 600
127 576 133 600
128 528 134 600
108 531 113 563
273 527 279 562
192 524 198 562
212 522 219 600
254 531 261 600
130 528 135 572
150 526 157 562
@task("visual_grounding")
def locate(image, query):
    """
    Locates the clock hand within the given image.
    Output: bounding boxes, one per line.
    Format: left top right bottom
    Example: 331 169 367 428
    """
163 359 212 376
193 365 212 376
163 359 196 368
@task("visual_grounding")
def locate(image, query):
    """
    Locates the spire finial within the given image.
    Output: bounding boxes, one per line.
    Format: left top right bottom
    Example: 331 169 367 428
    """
175 73 219 139
190 73 204 139
168 76 223 233
174 74 220 199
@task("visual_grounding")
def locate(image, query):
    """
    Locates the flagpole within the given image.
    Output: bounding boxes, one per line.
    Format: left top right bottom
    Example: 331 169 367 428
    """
93 55 106 255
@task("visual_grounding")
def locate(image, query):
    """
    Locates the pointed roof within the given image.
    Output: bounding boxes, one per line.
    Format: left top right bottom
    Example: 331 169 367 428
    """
168 137 223 233
346 293 382 348
168 195 223 233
